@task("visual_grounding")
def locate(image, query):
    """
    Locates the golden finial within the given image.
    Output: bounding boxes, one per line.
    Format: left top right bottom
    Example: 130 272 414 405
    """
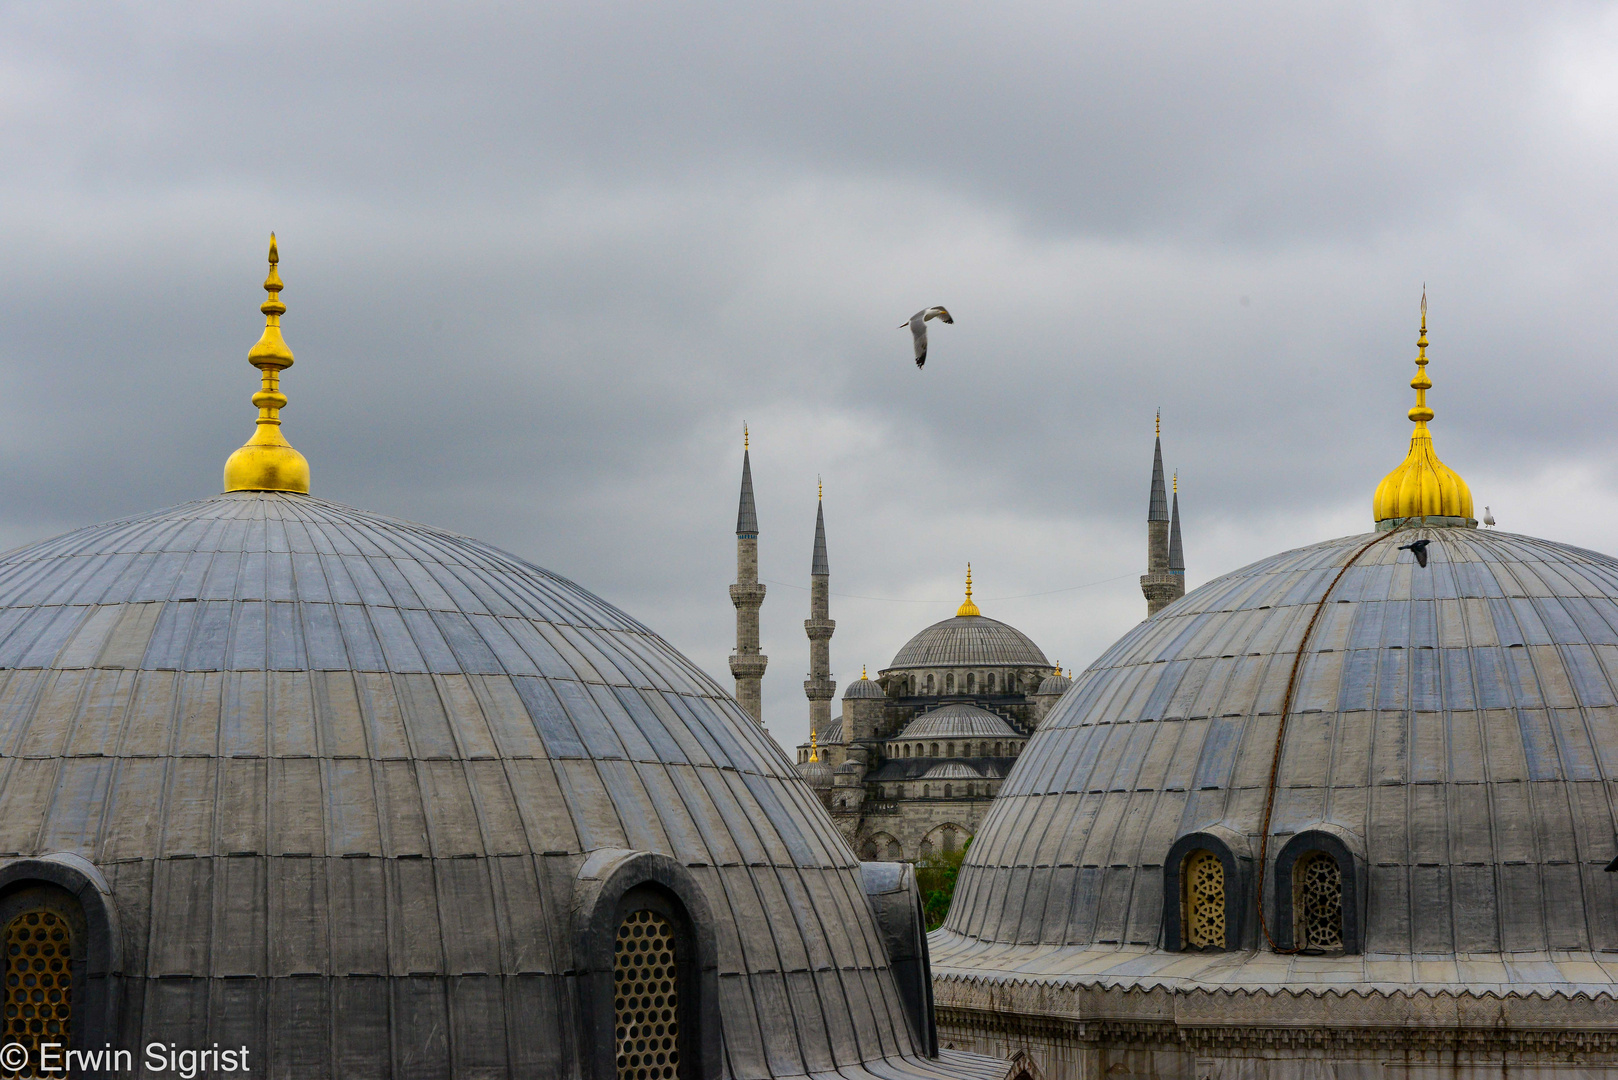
809 726 819 762
223 234 310 494
1155 408 1161 438
818 474 822 501
1371 290 1473 526
861 665 868 680
1067 668 1072 678
1173 471 1178 495
744 423 748 451
956 563 981 617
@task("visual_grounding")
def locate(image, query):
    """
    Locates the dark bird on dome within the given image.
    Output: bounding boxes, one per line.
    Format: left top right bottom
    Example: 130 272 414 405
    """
1398 538 1432 568
900 306 953 368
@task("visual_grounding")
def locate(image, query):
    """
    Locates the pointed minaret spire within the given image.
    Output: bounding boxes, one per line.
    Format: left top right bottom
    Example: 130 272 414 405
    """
1141 411 1179 617
1168 471 1186 584
804 481 836 740
729 427 767 724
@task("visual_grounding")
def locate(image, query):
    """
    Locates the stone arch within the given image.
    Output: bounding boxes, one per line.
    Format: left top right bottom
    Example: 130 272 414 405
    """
865 832 902 862
921 822 970 858
986 672 996 692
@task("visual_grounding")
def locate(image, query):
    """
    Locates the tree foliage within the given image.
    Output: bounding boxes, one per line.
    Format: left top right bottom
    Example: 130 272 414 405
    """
915 838 970 931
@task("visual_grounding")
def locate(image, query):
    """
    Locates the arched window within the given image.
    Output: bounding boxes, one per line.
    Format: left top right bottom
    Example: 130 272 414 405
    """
903 744 910 758
925 674 934 694
929 743 938 757
993 742 1001 757
966 672 975 693
945 742 954 757
943 784 952 798
1294 852 1344 952
986 672 996 692
614 909 683 1079
1181 850 1225 950
3 908 74 1064
945 673 955 693
886 837 902 860
922 784 930 798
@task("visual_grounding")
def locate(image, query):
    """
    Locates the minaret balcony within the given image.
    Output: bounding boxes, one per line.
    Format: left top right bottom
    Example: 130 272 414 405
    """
803 619 835 639
729 583 766 607
730 654 768 679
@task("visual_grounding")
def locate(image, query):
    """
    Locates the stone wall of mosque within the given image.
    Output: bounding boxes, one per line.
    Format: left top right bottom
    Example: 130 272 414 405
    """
933 979 1618 1080
835 792 995 862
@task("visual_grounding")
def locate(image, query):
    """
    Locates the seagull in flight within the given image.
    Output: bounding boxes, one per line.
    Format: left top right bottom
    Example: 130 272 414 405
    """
1398 538 1432 568
900 306 953 368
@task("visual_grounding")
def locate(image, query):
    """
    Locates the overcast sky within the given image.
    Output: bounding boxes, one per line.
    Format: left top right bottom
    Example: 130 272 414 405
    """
3 2 1618 751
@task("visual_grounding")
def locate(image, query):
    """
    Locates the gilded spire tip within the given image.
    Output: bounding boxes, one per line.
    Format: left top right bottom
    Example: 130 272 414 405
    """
957 562 981 617
861 664 868 680
1155 408 1160 438
1371 291 1473 525
744 423 748 451
818 474 822 501
223 235 309 494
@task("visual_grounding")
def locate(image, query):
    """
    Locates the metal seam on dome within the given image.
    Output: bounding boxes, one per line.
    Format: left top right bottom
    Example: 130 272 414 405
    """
1254 523 1411 954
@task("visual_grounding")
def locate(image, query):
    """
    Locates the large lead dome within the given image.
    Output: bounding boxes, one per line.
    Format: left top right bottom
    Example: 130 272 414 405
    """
0 241 1006 1080
942 526 1618 968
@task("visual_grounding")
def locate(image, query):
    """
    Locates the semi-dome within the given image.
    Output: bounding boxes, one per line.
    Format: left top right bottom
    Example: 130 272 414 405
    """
920 762 983 781
898 703 1019 741
0 241 999 1080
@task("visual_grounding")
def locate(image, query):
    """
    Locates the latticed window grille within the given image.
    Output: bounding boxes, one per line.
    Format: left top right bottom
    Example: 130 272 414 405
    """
1294 851 1344 951
3 910 71 1078
614 909 680 1080
1182 850 1225 949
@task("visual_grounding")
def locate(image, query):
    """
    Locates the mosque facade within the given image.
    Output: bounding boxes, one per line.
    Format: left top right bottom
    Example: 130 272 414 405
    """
928 303 1618 1080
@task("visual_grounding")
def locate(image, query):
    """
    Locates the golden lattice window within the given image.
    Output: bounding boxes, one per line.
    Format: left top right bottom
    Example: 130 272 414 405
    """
614 909 680 1080
1182 850 1225 949
1294 851 1344 951
4 910 71 1077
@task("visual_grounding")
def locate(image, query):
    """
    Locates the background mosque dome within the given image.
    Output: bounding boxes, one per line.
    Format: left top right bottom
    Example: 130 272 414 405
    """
1034 670 1072 696
898 703 1019 741
886 616 1049 671
920 762 983 781
844 671 886 699
798 756 834 789
941 526 1618 978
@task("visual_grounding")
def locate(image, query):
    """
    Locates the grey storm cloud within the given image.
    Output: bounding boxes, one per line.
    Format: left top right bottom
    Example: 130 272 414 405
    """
1 2 1616 748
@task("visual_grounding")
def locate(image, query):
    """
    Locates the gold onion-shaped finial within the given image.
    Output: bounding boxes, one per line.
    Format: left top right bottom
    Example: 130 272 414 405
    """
224 234 311 493
957 563 981 617
1371 291 1473 526
809 725 819 762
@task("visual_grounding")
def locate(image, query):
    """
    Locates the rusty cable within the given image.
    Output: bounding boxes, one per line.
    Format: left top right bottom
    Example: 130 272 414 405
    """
1252 525 1409 952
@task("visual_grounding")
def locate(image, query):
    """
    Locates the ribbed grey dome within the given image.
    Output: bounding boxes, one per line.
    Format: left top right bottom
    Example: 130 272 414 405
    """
844 676 886 699
940 526 1618 982
0 491 972 1077
886 615 1049 670
797 758 834 789
1034 672 1072 696
921 762 983 780
898 703 1019 740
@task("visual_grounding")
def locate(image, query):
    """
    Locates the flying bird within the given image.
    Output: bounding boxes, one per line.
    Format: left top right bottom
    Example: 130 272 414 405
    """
1483 506 1496 528
1398 538 1432 568
900 306 953 368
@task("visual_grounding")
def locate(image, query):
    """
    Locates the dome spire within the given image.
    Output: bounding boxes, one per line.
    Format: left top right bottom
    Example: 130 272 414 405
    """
1371 291 1475 529
809 725 819 762
957 563 981 617
223 234 311 494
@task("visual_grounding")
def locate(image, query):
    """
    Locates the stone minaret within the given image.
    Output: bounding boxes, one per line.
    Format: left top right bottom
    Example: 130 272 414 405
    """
1169 471 1185 589
729 429 767 723
803 483 836 740
1140 411 1183 616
